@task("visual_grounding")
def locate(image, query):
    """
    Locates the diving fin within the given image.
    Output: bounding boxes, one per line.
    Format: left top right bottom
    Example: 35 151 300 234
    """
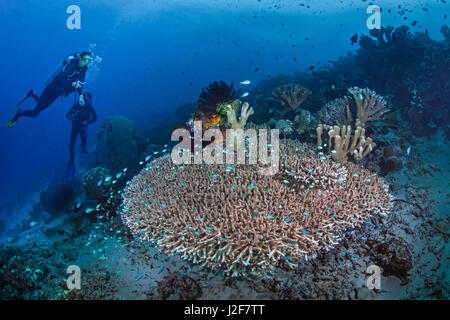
5 120 17 128
66 160 75 181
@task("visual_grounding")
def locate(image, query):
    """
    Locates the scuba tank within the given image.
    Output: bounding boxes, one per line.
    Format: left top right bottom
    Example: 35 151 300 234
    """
45 52 80 86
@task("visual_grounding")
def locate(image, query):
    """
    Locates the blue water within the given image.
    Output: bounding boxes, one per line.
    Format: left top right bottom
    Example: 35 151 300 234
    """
0 0 446 209
0 0 448 300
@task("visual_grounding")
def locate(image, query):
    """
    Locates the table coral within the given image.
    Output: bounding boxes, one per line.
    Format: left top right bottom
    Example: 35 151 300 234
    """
121 141 392 277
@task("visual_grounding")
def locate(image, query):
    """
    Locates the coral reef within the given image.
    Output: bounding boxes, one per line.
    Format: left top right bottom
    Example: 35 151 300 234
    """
121 141 392 277
316 124 376 162
347 87 389 127
0 245 61 299
197 81 241 115
225 101 254 130
369 238 413 284
272 84 310 117
317 97 352 126
245 121 271 131
275 119 294 139
318 87 389 128
39 181 79 217
293 110 317 137
356 25 450 136
82 167 113 200
94 115 140 176
157 271 202 300
357 26 419 93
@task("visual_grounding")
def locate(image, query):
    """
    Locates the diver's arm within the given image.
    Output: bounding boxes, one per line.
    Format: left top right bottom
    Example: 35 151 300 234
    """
54 64 77 91
75 68 87 95
55 73 73 90
55 62 83 91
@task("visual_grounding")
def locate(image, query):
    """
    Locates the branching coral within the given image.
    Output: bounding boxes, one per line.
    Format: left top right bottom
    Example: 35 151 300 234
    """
226 101 254 130
316 124 376 162
272 84 310 116
245 121 271 131
347 87 389 127
318 87 389 128
121 141 391 277
317 97 352 126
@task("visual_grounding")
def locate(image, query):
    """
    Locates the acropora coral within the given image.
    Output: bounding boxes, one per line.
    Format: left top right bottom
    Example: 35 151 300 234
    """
317 97 352 126
121 141 392 277
272 84 310 116
317 87 389 128
347 87 389 127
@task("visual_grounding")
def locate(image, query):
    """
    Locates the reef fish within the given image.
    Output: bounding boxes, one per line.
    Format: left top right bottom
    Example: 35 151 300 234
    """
241 92 249 98
240 80 251 85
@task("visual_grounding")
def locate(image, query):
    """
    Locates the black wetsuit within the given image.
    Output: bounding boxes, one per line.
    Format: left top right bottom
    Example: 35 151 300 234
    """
13 58 87 122
66 102 97 162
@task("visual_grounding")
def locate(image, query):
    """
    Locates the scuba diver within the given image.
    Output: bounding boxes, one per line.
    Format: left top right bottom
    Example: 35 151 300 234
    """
5 51 93 128
66 92 97 181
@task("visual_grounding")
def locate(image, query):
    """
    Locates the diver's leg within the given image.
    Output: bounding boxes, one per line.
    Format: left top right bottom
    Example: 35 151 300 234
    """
13 85 61 121
69 125 79 161
80 127 88 153
66 141 76 181
26 90 40 103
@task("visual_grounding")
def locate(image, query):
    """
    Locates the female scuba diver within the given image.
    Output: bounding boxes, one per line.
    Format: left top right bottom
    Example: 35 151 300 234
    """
65 92 97 181
5 51 93 128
